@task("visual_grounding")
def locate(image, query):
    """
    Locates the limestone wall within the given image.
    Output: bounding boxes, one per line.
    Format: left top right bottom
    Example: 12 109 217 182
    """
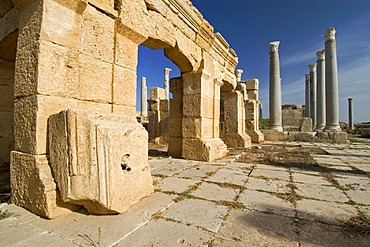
282 104 304 131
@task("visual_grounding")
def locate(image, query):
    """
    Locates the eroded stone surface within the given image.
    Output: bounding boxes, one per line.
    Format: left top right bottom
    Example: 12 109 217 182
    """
49 109 154 214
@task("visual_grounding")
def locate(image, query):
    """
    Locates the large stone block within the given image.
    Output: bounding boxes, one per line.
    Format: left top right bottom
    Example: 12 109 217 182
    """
113 65 136 106
246 130 264 143
262 130 288 141
80 4 115 63
222 133 251 148
300 117 312 132
168 137 182 158
49 109 154 214
14 95 77 154
182 138 227 162
78 54 113 102
10 151 78 219
0 112 13 139
115 33 138 70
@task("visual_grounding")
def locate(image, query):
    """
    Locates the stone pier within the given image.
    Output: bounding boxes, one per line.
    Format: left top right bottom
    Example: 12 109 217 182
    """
141 77 148 117
305 73 310 118
245 79 264 143
220 90 251 148
316 50 326 131
147 87 169 144
324 27 341 132
309 63 317 129
164 68 171 100
269 41 282 131
348 98 354 132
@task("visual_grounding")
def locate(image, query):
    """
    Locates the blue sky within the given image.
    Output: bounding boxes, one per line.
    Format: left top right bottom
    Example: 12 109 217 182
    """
137 0 370 123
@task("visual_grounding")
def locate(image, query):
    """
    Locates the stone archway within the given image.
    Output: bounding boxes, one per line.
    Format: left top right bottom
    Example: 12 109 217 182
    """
3 0 239 218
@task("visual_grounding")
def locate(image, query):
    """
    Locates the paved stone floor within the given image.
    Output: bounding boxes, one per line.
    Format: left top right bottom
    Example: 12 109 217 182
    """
1 141 370 246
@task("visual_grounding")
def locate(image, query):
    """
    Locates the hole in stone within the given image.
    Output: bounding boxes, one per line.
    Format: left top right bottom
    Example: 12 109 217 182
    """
121 164 131 172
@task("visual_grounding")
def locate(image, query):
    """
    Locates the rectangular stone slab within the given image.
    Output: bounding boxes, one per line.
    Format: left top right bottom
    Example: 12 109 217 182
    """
49 109 154 214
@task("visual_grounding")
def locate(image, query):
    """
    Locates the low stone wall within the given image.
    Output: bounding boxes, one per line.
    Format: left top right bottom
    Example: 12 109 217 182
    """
263 130 348 144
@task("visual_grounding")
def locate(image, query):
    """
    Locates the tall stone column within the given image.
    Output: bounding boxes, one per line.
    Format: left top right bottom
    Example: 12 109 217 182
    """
316 50 326 131
235 69 243 82
305 73 310 117
348 98 354 132
164 68 171 100
324 27 341 132
141 77 147 117
309 63 317 128
269 41 282 131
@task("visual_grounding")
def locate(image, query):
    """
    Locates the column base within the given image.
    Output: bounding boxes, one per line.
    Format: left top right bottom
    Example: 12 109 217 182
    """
324 125 342 132
315 124 326 132
246 130 265 143
10 151 79 219
269 126 283 132
182 138 228 162
222 133 252 148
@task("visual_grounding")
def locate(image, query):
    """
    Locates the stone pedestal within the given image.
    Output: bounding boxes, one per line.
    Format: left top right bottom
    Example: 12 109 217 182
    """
305 73 310 118
269 41 282 131
182 71 227 161
48 109 154 214
316 50 326 131
324 27 341 132
309 63 317 129
221 91 251 148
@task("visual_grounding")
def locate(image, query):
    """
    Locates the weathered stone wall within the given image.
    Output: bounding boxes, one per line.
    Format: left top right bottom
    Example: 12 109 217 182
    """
282 104 304 131
2 0 238 217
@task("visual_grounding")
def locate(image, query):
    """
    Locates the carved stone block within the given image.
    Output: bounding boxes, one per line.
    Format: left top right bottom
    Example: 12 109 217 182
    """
49 109 153 214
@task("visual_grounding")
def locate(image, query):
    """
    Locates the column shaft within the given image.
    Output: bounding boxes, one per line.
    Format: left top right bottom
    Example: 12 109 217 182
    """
309 63 317 128
269 41 282 131
305 74 310 117
316 50 326 130
348 98 354 132
164 68 171 100
141 77 147 117
324 28 341 132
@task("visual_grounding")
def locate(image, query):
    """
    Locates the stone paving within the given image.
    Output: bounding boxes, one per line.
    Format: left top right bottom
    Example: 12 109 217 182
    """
1 141 370 246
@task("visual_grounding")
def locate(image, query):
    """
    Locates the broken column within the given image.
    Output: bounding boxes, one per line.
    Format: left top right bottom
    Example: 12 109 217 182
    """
309 63 317 129
235 69 243 82
316 50 326 131
269 41 282 131
305 73 310 118
324 27 341 132
141 77 147 117
164 68 171 100
348 98 354 132
245 79 264 143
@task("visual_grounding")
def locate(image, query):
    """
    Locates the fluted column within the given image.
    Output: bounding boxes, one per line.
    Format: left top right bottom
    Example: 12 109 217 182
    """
348 98 354 132
316 50 326 131
324 27 341 132
305 73 310 118
269 41 282 131
141 77 147 117
309 63 317 128
164 68 171 100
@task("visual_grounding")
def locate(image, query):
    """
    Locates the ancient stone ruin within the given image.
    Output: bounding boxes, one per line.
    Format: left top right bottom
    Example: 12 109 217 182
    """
0 0 250 218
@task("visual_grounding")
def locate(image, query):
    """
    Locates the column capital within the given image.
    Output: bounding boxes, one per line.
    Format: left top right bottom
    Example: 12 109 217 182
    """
269 41 280 53
164 68 172 74
348 97 353 102
316 50 325 60
305 73 310 80
235 69 243 82
324 27 336 42
309 63 317 72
